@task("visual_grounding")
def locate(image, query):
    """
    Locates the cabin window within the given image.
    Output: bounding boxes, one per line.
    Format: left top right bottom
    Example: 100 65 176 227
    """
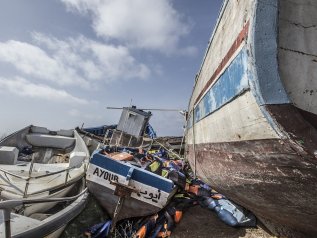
128 112 136 118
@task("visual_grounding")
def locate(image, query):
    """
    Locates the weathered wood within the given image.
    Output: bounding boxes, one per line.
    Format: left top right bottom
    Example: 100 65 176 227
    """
185 0 317 237
186 135 317 237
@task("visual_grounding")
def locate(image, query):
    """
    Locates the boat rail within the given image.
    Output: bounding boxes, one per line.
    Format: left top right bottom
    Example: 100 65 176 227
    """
0 188 88 238
105 129 184 159
152 139 183 160
80 127 184 159
76 127 104 142
106 129 154 148
0 160 87 197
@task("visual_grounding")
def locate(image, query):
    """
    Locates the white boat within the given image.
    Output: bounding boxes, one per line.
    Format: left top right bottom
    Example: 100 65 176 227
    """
82 107 179 227
0 125 89 216
0 181 88 238
87 148 177 226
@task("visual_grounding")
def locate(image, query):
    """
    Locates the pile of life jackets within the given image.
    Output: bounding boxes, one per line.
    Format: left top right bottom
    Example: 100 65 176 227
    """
84 147 256 238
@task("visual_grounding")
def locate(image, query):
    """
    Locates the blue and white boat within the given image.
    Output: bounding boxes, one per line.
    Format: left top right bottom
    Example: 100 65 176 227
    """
86 149 177 223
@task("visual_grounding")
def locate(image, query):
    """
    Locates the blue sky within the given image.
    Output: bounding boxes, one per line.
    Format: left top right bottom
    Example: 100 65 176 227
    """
0 0 222 136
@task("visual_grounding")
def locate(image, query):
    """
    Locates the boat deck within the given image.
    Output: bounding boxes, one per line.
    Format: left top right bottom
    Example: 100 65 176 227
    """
0 211 41 236
0 163 84 197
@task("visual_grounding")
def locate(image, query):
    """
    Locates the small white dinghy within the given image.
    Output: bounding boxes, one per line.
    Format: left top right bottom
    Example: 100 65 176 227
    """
0 125 89 237
0 182 88 238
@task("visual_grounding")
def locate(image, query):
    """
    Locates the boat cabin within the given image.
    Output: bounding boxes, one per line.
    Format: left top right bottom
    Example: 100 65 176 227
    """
117 106 152 137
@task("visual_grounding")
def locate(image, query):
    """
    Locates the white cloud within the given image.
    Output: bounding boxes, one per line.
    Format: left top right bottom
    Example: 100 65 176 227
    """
0 35 150 89
33 33 151 82
69 109 81 116
61 0 193 53
0 77 88 105
0 40 89 87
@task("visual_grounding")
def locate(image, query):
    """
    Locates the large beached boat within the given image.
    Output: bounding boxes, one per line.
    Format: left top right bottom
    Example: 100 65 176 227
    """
185 1 317 237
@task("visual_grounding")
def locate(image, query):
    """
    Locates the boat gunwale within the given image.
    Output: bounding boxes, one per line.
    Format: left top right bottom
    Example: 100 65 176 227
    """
88 150 175 194
7 187 89 238
0 126 89 198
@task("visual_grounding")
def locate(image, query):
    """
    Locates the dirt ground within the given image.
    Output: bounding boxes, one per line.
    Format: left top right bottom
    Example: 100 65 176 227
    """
172 205 274 238
62 196 274 238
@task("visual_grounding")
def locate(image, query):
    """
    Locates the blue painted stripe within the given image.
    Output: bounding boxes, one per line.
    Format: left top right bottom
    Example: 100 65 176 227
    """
90 151 174 193
192 47 249 125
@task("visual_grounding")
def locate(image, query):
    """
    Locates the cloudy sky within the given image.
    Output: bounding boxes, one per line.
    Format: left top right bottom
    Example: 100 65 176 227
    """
0 0 222 136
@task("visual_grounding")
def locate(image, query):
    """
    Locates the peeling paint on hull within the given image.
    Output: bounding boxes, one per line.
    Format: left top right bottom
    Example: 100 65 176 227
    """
186 0 317 237
186 122 317 236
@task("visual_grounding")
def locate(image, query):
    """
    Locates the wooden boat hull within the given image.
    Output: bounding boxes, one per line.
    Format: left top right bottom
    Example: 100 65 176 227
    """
87 181 164 221
186 0 317 237
86 150 176 221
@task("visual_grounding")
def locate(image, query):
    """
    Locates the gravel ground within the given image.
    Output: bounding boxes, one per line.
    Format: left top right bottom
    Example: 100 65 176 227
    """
172 206 274 238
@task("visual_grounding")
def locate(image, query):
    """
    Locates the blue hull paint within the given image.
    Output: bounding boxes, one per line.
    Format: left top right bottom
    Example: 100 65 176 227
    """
190 47 249 126
83 125 117 137
90 150 174 193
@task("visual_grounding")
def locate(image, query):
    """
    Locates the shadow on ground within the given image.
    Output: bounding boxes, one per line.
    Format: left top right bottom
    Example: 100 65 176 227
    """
61 196 109 238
